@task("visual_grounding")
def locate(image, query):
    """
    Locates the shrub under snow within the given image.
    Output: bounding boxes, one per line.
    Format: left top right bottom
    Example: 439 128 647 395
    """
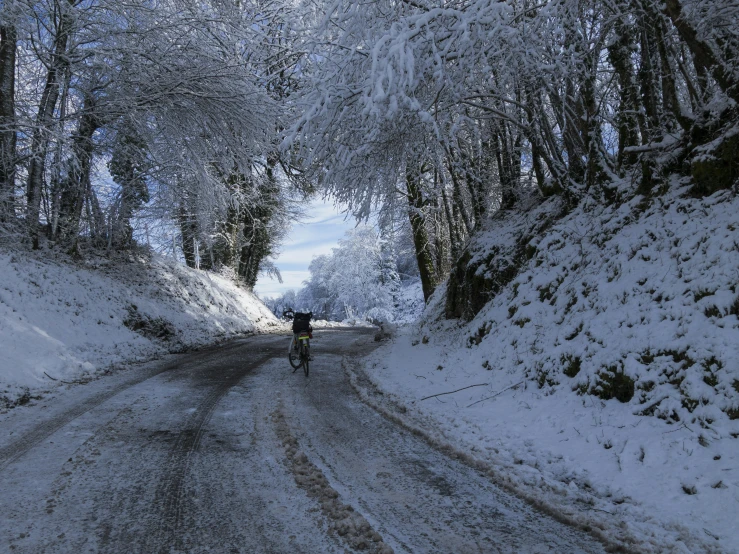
454 185 739 428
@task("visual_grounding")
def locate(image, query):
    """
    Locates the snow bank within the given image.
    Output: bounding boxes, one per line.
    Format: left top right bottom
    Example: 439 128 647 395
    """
0 249 278 405
361 186 739 552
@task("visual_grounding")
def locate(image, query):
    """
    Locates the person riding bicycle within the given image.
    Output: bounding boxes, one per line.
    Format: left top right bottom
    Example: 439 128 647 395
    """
292 311 313 360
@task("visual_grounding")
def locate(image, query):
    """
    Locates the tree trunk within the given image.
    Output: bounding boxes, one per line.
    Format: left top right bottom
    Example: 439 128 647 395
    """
654 19 686 132
608 14 643 171
459 146 484 226
581 46 612 193
26 1 74 248
238 214 270 289
661 0 739 105
179 203 198 268
494 121 521 209
638 24 661 141
639 1 695 134
561 17 587 188
432 191 448 277
219 202 240 269
0 21 17 222
237 157 280 289
406 165 437 302
55 101 99 247
445 156 473 235
203 170 242 271
527 85 568 195
440 181 462 262
221 169 247 270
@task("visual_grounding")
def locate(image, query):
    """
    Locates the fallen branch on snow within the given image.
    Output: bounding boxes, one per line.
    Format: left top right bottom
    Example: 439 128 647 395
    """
633 395 669 417
466 381 524 408
416 383 487 403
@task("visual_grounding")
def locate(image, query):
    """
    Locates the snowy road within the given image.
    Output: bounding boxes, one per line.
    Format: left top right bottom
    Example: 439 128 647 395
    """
0 329 606 553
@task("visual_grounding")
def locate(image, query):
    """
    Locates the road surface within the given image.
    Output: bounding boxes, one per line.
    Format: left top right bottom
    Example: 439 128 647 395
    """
0 328 606 553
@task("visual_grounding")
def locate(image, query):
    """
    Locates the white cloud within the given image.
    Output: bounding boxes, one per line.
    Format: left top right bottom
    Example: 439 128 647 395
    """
255 270 309 298
278 242 337 265
299 201 353 225
254 198 357 297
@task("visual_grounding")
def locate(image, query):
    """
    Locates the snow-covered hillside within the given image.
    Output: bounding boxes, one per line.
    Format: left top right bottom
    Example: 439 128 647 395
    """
0 249 278 407
359 186 739 553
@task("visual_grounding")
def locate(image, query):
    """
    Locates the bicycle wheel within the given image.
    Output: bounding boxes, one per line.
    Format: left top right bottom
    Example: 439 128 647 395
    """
303 348 309 377
288 337 301 370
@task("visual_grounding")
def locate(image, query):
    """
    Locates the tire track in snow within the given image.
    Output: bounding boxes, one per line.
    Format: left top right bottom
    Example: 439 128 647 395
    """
0 363 177 471
273 402 394 554
0 340 252 472
145 351 274 554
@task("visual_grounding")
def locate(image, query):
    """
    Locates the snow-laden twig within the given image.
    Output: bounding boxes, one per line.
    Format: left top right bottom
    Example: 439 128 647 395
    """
633 395 669 417
466 381 524 408
663 422 695 434
416 383 487 403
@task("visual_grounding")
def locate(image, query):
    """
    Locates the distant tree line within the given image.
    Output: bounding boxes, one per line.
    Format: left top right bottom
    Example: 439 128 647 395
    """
265 225 422 322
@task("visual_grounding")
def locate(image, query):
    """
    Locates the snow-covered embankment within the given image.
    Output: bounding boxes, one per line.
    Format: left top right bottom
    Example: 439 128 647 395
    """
360 186 739 553
0 249 278 406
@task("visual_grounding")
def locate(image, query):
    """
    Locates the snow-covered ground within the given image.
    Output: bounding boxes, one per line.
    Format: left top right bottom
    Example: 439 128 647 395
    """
0 248 279 406
2 184 736 552
359 186 739 553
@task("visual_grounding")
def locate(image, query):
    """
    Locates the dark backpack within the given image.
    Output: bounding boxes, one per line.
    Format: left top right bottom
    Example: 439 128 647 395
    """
292 311 312 333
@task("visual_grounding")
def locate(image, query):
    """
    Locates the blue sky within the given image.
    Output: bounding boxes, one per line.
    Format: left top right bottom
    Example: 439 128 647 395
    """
254 198 357 298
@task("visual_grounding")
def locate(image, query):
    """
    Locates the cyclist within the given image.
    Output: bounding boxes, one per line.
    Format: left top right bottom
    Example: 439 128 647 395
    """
292 311 313 360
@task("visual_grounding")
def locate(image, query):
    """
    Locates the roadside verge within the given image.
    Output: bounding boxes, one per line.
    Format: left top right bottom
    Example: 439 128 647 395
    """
344 354 720 554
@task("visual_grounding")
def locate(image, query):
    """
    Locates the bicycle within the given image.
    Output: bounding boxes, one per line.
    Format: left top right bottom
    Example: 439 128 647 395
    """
288 331 311 376
288 311 313 377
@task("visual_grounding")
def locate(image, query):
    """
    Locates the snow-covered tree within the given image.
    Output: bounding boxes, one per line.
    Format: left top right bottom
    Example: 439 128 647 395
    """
283 0 739 302
270 225 412 322
0 0 304 286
